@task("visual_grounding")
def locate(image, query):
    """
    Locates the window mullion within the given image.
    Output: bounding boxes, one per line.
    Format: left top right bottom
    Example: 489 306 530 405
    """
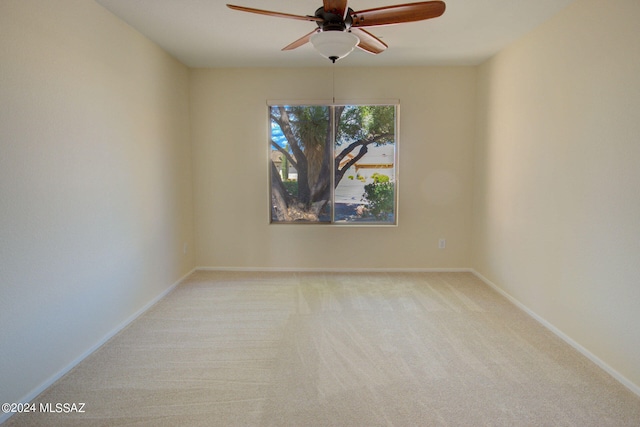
330 105 336 223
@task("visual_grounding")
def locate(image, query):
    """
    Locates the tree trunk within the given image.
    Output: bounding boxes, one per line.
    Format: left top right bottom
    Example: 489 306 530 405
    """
275 106 311 205
270 162 291 221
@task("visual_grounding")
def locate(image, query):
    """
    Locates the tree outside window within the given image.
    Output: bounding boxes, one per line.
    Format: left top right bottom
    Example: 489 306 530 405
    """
270 104 397 224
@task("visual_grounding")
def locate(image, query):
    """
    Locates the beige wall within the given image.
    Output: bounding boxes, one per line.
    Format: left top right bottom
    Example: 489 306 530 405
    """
190 67 476 270
0 0 194 406
472 0 640 391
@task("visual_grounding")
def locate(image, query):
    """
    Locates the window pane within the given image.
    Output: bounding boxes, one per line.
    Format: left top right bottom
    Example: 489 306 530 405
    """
334 105 396 224
270 105 331 223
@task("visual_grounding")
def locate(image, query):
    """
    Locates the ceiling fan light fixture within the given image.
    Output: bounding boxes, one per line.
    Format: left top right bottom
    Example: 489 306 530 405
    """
310 31 359 63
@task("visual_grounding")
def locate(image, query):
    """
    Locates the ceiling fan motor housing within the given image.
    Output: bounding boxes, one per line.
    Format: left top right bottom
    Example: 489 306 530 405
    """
314 6 354 32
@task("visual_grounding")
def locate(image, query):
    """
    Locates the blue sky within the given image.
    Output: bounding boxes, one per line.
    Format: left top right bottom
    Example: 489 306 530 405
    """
271 122 286 148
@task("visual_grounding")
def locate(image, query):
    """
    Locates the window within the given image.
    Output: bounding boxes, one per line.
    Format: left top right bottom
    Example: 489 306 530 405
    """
270 103 398 225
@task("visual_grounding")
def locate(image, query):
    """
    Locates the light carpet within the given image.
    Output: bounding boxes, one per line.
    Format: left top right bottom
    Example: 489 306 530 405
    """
5 271 640 426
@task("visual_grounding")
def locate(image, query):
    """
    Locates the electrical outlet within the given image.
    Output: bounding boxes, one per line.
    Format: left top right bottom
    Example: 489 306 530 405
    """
183 243 188 254
438 239 446 249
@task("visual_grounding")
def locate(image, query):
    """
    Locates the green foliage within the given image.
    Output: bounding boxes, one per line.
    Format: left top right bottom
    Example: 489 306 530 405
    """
363 176 394 220
282 180 298 196
371 172 390 183
336 105 395 147
289 106 329 151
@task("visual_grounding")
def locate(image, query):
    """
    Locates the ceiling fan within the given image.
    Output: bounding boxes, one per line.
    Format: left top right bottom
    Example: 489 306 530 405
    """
227 1 446 62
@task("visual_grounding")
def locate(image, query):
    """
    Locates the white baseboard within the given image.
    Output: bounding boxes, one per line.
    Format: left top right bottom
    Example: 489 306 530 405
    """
196 266 474 273
0 268 196 425
471 269 640 398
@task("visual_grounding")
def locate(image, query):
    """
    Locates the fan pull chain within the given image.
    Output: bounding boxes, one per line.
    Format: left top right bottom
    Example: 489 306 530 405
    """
332 64 335 104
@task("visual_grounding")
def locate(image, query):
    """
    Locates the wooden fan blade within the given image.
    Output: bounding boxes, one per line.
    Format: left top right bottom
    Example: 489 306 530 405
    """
351 28 388 54
282 30 318 51
323 0 349 18
351 1 445 27
227 4 322 22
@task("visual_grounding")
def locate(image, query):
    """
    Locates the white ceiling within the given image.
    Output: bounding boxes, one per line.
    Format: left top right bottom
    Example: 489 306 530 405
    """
95 0 575 68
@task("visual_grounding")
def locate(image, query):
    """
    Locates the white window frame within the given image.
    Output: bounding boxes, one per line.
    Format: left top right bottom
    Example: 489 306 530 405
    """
268 100 399 226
